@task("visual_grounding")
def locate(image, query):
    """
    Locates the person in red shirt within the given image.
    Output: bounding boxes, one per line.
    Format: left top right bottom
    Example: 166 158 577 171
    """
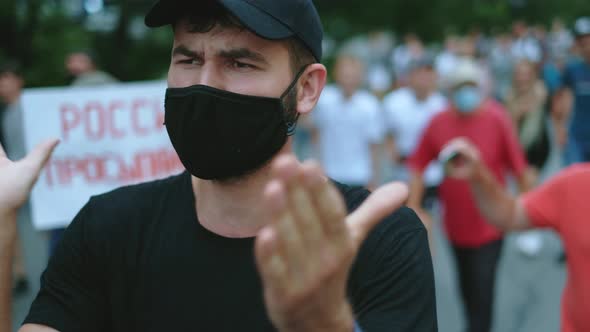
443 137 590 332
407 60 531 332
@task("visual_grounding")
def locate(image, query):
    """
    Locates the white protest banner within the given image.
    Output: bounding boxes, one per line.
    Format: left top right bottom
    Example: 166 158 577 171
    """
22 81 185 230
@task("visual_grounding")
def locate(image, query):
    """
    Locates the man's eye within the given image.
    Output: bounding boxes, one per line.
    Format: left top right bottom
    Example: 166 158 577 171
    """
179 59 197 65
231 61 255 70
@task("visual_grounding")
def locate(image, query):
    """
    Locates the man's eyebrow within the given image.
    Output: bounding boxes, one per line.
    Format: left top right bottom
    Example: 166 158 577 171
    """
172 45 201 58
217 48 269 64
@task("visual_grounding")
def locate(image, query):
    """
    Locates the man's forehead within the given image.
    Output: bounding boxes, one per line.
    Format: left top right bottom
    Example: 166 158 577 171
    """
173 19 281 51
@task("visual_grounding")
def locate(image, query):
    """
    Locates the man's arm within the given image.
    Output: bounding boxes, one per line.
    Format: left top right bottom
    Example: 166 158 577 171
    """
405 120 438 228
0 140 58 332
385 135 400 165
18 325 59 332
0 139 59 332
407 169 424 210
469 160 531 231
516 167 536 193
351 207 437 331
443 138 531 232
369 143 381 190
551 88 573 147
0 212 17 332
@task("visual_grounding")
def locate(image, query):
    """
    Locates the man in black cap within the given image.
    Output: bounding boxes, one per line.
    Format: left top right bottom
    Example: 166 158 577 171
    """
19 1 436 331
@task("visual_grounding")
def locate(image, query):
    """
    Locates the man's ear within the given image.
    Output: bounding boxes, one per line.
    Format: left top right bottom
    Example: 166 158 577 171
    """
296 63 327 115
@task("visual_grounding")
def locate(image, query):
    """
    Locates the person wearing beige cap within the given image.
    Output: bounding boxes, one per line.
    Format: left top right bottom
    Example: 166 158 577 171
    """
407 59 532 332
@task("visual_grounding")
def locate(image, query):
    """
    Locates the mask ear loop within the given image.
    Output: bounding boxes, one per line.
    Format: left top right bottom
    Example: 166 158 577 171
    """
280 64 312 136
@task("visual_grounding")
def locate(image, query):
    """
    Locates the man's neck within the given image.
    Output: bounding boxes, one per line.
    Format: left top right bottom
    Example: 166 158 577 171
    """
340 88 356 100
412 89 431 102
192 144 294 239
3 94 20 106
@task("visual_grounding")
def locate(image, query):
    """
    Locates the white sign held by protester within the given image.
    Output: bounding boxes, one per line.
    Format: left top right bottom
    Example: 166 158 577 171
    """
22 81 185 230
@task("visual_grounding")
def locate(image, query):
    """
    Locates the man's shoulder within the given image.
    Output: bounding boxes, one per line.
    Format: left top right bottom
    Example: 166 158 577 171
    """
481 100 513 127
318 85 342 104
428 92 448 110
550 163 590 187
334 181 426 236
427 107 454 127
383 88 412 108
85 172 189 227
351 90 380 110
565 60 586 72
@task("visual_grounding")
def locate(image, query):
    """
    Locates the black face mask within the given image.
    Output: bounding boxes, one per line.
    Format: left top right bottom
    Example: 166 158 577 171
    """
164 69 305 181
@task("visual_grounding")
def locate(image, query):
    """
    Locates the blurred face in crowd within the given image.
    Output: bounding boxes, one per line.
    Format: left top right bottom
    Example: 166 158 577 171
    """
513 61 536 90
333 56 364 98
445 36 458 53
578 35 590 62
451 82 483 115
552 19 564 32
513 21 527 38
0 71 23 104
65 53 96 77
496 33 512 48
456 38 476 58
409 66 436 100
533 25 546 40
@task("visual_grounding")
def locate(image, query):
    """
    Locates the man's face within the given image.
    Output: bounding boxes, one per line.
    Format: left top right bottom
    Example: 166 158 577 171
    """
578 35 590 61
513 22 526 38
0 72 23 103
65 53 95 77
409 67 435 96
513 62 535 86
451 82 482 115
168 20 294 98
333 57 364 97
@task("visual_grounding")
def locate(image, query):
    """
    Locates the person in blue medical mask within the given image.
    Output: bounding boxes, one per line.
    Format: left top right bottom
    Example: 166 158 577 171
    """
408 59 532 332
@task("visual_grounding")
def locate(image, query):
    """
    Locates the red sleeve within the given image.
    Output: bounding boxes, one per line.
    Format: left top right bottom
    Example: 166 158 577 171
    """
522 168 572 230
407 120 438 174
497 105 528 177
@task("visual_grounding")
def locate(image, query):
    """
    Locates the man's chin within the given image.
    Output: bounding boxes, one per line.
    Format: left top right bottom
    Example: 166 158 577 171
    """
206 158 275 185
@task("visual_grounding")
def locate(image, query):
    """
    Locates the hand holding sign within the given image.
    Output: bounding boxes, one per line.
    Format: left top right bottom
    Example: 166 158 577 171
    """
0 139 59 220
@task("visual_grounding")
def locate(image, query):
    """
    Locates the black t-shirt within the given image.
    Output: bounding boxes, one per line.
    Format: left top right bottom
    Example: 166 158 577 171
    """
24 172 437 331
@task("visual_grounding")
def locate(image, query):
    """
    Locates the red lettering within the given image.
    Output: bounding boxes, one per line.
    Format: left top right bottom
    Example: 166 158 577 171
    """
108 100 126 139
44 160 55 188
154 98 166 132
131 99 151 136
59 103 81 141
84 101 107 141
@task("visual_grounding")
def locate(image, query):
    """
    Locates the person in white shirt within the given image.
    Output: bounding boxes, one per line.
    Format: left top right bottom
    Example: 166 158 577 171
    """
435 35 460 88
391 34 425 86
312 54 384 189
383 58 447 231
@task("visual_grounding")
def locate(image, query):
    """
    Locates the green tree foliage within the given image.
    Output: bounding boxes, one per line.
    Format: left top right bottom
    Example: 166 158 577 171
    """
1 0 588 87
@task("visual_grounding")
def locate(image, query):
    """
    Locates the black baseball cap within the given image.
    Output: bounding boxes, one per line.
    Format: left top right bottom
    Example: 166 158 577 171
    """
145 0 323 62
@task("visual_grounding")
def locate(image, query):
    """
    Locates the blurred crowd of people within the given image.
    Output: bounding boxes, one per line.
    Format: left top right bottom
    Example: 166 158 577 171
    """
296 18 589 176
293 17 590 332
